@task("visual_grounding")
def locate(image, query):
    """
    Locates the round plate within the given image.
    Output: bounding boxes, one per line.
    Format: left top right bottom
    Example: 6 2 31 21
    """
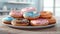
3 24 55 28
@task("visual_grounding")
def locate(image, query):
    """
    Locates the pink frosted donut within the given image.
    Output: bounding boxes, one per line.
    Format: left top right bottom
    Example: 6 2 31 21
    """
21 7 36 14
9 10 23 18
28 7 36 11
30 19 49 26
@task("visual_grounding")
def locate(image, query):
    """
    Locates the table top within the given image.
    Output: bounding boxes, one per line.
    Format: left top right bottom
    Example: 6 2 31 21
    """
0 15 60 34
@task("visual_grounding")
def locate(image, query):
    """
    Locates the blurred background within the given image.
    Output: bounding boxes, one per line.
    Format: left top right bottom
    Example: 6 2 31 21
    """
0 0 59 17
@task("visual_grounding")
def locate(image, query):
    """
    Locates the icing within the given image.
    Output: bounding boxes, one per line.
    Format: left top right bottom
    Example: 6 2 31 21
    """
13 19 29 24
10 11 23 17
21 7 36 13
31 19 49 24
3 16 14 21
23 11 40 18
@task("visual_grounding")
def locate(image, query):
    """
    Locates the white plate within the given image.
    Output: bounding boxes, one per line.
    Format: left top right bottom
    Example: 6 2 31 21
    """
3 24 55 28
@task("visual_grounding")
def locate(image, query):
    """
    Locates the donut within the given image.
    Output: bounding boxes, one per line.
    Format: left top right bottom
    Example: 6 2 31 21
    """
47 17 56 24
11 18 29 26
9 10 23 18
30 19 49 26
40 11 52 19
2 16 14 24
23 11 40 20
21 7 36 14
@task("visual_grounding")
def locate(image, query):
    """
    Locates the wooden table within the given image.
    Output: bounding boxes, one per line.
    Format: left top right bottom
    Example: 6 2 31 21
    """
0 15 60 34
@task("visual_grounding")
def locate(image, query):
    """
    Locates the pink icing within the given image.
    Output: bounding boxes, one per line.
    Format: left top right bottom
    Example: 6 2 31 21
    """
28 7 36 11
10 10 23 17
31 19 49 24
21 7 36 13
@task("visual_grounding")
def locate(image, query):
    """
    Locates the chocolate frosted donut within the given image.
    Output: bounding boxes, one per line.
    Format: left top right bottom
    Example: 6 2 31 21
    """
30 19 49 26
11 18 29 26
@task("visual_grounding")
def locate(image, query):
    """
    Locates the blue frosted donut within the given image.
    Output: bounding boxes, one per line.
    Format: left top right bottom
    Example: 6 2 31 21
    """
3 16 14 22
23 11 40 20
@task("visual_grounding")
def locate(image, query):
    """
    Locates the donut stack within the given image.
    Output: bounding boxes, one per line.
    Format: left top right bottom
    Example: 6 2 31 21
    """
2 7 56 26
40 11 56 25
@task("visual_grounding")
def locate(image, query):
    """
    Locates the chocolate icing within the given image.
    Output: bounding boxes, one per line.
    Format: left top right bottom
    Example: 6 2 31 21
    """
15 19 29 24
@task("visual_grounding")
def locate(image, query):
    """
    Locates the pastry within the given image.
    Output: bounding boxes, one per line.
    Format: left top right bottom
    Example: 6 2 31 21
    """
9 10 23 18
21 7 36 14
40 11 52 19
23 11 40 20
11 18 29 26
47 17 56 24
30 19 49 26
2 16 14 24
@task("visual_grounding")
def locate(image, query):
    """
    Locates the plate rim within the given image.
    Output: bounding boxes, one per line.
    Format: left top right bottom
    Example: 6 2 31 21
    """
3 23 56 28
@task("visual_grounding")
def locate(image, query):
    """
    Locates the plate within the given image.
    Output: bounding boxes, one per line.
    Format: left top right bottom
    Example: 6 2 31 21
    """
3 24 55 28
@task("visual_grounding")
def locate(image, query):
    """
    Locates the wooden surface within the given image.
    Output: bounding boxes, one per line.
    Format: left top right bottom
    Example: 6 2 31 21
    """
0 15 60 34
